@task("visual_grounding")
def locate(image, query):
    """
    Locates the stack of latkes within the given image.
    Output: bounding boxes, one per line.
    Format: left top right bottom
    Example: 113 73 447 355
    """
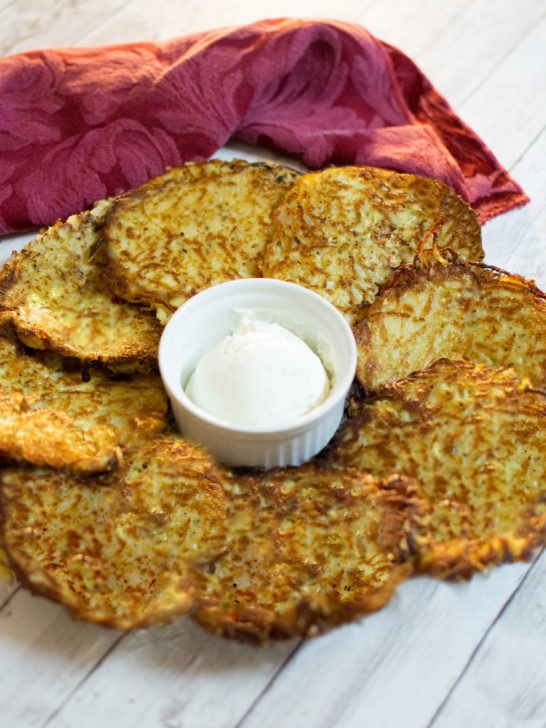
0 159 544 644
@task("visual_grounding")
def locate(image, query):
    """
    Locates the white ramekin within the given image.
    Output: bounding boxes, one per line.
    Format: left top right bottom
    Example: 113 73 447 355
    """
158 278 357 468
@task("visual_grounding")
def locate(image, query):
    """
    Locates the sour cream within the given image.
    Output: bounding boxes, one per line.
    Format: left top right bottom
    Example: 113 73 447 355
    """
185 315 330 429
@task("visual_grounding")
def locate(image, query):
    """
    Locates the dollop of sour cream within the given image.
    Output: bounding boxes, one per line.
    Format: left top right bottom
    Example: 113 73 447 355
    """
185 315 330 429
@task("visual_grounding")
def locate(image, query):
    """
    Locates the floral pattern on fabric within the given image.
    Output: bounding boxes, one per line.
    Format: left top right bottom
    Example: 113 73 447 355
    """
0 18 528 233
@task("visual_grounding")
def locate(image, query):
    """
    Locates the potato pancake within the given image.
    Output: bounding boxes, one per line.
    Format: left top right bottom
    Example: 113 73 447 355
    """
354 263 546 392
262 166 483 324
0 388 120 473
0 199 162 371
0 327 168 457
0 436 227 629
1 156 540 643
191 464 426 643
104 159 300 323
329 360 546 578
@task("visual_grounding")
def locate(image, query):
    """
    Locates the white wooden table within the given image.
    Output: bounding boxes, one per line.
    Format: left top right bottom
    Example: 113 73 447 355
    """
0 2 545 727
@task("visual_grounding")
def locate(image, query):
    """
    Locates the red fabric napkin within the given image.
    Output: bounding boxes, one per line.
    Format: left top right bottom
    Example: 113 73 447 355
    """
0 18 529 234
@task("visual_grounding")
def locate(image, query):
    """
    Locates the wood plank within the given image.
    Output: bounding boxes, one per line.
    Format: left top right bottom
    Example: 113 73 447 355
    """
481 125 546 286
233 564 532 728
455 13 546 173
45 619 299 728
0 3 543 728
355 0 476 63
0 589 122 728
361 0 546 190
430 549 546 728
0 0 129 56
76 0 378 47
410 0 544 109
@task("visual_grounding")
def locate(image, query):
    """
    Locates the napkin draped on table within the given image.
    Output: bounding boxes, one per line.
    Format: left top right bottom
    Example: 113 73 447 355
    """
0 18 529 234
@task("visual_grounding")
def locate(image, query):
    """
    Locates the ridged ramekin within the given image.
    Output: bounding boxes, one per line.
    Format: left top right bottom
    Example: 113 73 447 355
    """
158 278 356 468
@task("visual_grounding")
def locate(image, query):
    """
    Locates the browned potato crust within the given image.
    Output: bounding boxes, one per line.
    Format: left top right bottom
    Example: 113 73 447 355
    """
0 158 542 643
104 159 300 323
0 388 121 473
191 464 426 643
263 166 482 324
0 436 227 629
329 360 546 579
0 199 162 372
354 262 546 392
1 442 428 639
0 327 168 460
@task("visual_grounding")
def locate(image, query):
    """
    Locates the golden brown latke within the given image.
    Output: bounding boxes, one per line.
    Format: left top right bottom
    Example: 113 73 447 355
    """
0 327 168 456
190 463 427 643
0 388 120 473
0 436 228 629
104 159 301 323
354 262 546 392
329 360 546 579
262 166 483 324
0 199 162 372
1 157 540 643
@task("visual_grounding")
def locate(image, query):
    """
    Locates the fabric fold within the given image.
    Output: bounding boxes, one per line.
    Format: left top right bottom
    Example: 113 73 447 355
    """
0 18 529 234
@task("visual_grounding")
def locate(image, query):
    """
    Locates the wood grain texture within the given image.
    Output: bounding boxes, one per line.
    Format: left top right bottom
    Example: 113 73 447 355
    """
398 0 545 109
45 623 299 728
232 565 533 728
0 1 544 727
431 550 546 728
0 588 123 727
456 12 546 172
66 0 379 47
483 125 546 284
0 0 129 56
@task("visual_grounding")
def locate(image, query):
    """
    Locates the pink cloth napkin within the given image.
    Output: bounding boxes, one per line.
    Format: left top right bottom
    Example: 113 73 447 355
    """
0 18 529 234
